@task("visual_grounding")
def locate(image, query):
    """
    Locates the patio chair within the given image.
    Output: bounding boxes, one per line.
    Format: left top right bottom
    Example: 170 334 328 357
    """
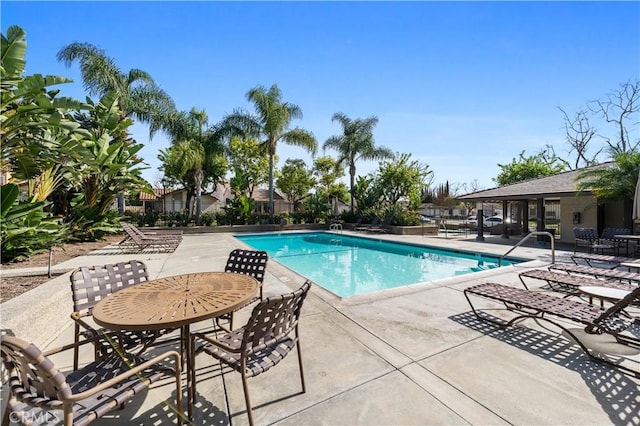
548 263 640 284
600 227 632 255
69 260 166 370
573 227 600 254
215 249 269 330
118 222 182 253
1 334 182 426
192 280 312 426
464 282 640 377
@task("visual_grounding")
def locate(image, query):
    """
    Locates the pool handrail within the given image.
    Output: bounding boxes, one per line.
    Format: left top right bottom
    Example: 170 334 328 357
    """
499 231 555 266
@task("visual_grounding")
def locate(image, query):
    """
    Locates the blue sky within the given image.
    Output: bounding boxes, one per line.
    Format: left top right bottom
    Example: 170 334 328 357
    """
2 1 639 193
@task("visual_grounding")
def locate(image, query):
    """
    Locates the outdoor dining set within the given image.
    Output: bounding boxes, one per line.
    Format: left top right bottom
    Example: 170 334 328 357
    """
1 236 311 426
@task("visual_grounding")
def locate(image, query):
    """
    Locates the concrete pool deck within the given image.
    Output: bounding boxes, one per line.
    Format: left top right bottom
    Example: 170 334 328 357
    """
1 231 639 425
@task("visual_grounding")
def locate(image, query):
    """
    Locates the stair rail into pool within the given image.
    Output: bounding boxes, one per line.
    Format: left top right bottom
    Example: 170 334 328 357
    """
498 231 555 266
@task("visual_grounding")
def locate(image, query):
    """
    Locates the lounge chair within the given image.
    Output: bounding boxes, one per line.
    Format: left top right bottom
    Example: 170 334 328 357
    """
215 249 269 330
519 269 636 294
1 334 182 426
570 252 636 268
548 263 640 283
192 281 312 426
464 282 640 377
368 216 392 233
118 222 182 253
354 217 379 232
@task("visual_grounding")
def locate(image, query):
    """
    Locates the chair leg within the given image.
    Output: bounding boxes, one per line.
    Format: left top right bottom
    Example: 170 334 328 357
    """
2 401 11 426
63 402 74 426
296 338 306 393
73 323 80 370
240 361 254 426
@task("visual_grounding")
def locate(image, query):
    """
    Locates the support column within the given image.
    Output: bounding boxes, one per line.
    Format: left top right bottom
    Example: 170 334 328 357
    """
501 200 509 239
521 200 529 235
476 208 485 241
536 197 545 246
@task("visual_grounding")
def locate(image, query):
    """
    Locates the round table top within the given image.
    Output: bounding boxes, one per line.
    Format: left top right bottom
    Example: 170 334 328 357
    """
578 285 631 301
93 272 259 331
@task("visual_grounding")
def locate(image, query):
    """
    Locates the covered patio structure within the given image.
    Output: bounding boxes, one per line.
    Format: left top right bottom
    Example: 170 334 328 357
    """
457 167 629 243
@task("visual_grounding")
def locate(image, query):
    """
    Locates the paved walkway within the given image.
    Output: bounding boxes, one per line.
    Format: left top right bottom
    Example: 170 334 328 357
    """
2 231 639 425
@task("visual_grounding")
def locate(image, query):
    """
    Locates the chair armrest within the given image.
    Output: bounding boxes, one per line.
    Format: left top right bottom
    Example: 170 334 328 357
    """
66 350 181 402
70 312 100 336
42 337 101 357
191 331 239 353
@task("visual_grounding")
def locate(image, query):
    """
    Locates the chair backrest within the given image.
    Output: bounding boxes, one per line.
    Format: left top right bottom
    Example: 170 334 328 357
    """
601 227 631 239
1 335 72 407
225 249 268 298
240 280 311 357
70 260 149 314
574 227 598 241
379 217 392 228
588 285 640 335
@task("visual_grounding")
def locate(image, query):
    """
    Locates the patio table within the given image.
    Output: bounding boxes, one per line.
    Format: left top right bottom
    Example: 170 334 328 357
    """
92 271 259 420
614 234 640 256
578 285 631 307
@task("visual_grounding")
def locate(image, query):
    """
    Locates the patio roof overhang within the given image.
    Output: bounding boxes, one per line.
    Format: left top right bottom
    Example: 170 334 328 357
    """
456 165 606 203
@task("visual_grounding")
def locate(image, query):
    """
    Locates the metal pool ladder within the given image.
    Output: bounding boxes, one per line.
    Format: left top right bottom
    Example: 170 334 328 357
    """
499 231 555 266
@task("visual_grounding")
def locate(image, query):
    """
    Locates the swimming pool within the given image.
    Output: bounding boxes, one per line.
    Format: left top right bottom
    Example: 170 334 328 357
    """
235 232 522 297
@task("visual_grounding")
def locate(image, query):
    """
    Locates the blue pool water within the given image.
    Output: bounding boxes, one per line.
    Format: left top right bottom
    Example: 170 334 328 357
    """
235 232 522 297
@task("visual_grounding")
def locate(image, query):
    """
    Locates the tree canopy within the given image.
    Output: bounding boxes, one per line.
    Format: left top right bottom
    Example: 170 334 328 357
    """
494 150 566 186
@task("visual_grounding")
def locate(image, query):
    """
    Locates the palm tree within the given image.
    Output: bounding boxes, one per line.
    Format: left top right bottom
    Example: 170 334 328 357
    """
56 42 175 129
216 84 317 213
57 42 176 213
157 108 226 225
577 150 640 229
323 113 394 213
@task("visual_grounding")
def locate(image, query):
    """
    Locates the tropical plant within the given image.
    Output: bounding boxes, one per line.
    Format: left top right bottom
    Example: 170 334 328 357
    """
64 91 151 240
1 25 83 259
303 193 330 223
323 113 394 212
0 184 67 262
216 84 317 213
2 26 88 186
577 150 640 227
352 175 383 215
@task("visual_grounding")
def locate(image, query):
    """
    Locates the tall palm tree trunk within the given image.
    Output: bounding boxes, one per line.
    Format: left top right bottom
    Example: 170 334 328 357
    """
195 169 203 225
268 154 275 214
268 139 276 214
349 162 356 213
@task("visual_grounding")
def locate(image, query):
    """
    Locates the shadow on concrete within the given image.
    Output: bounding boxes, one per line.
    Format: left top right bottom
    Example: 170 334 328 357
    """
450 311 640 425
